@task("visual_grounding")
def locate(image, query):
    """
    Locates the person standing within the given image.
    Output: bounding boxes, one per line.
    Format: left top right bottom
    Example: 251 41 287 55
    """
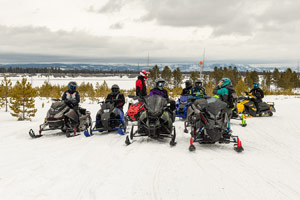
136 70 150 97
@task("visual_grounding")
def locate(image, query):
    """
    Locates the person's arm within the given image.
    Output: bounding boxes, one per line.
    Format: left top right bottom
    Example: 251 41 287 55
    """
260 88 264 98
76 92 80 105
61 91 66 100
117 94 125 108
105 94 112 102
165 90 169 100
213 86 219 95
202 87 207 96
136 79 142 96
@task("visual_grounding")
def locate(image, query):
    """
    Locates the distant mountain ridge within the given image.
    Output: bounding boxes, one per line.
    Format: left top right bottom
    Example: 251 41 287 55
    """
0 63 297 72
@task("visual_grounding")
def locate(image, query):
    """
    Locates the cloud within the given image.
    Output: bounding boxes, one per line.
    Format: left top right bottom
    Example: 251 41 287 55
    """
87 0 128 14
138 0 300 37
110 22 124 29
0 25 165 59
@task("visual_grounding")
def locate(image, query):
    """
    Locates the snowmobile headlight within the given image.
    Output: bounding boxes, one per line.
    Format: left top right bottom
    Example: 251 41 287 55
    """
104 109 110 113
192 116 197 121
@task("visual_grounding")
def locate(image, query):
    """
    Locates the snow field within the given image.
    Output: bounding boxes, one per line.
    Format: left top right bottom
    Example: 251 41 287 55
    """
0 96 300 200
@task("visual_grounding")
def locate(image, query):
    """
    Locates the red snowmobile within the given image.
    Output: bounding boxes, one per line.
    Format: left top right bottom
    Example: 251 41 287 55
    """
125 95 146 124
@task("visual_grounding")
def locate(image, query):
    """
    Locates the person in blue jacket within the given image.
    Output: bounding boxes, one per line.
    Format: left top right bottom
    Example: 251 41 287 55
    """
191 79 206 98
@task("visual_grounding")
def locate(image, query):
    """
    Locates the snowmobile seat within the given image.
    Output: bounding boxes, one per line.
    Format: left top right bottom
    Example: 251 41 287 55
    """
79 108 86 115
258 102 270 111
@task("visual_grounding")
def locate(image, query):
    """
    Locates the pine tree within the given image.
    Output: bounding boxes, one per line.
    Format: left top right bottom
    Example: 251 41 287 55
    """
161 66 172 84
173 67 183 88
272 68 280 87
95 81 110 98
190 72 200 84
10 78 37 120
39 81 52 98
148 65 160 88
0 76 12 112
244 70 253 88
235 78 248 96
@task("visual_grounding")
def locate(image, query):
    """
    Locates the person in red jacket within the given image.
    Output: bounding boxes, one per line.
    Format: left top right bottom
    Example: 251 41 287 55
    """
136 70 150 97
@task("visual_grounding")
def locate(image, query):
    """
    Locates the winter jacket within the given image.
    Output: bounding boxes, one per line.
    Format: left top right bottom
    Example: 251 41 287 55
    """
106 92 125 109
62 90 80 108
191 87 206 98
250 87 264 101
136 76 147 97
149 88 169 100
181 86 193 96
213 81 236 107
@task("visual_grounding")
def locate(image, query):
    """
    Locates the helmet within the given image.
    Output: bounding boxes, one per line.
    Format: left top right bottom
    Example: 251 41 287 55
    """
111 84 120 94
68 81 77 92
220 78 231 87
140 70 150 79
155 78 165 90
195 79 202 89
185 80 192 89
253 82 260 88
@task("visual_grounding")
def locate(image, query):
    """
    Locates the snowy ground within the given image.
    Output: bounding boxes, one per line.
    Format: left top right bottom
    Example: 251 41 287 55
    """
0 75 136 90
1 95 300 200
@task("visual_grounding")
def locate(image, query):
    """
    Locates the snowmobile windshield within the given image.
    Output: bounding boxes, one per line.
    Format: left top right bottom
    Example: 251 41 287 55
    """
180 95 189 102
51 101 67 110
145 95 167 116
206 97 227 115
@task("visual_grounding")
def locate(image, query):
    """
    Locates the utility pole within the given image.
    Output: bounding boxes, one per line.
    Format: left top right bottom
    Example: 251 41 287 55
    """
147 52 149 68
200 48 205 78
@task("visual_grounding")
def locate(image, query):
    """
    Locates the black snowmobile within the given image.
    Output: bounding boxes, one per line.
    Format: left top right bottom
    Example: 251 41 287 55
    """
85 99 126 136
186 97 244 152
125 94 176 146
29 99 91 138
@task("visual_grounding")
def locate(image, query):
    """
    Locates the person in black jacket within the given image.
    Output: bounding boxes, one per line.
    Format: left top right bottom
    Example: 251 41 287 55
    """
106 84 125 110
249 82 264 113
61 81 80 121
181 80 193 96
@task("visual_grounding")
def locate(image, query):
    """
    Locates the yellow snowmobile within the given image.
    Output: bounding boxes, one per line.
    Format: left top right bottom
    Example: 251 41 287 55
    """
235 92 275 117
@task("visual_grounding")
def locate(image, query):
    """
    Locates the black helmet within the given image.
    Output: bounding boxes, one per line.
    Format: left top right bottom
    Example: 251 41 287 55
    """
111 84 120 94
195 79 202 89
68 81 77 92
155 78 166 90
185 80 192 89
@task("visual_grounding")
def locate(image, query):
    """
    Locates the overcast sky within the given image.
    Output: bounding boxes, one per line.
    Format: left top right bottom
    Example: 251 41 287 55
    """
0 0 299 63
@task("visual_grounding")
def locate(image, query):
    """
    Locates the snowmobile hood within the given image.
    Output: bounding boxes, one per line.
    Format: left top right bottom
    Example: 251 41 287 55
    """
194 97 227 116
145 95 167 116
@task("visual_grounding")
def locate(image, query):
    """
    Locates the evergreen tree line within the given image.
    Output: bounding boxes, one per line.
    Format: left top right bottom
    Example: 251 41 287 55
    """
1 66 300 120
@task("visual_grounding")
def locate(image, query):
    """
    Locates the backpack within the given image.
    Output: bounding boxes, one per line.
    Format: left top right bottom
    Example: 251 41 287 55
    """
228 88 237 108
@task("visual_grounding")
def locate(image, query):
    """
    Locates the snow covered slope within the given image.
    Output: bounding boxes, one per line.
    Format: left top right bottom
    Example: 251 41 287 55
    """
0 96 300 200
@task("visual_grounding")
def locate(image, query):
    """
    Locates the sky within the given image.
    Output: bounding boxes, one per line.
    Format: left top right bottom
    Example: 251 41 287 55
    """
0 0 299 63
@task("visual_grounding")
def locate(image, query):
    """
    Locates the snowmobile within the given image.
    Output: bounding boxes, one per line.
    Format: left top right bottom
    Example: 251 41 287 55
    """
186 97 244 152
236 92 276 117
84 99 126 136
176 95 193 119
125 94 176 146
29 99 91 138
125 95 146 124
